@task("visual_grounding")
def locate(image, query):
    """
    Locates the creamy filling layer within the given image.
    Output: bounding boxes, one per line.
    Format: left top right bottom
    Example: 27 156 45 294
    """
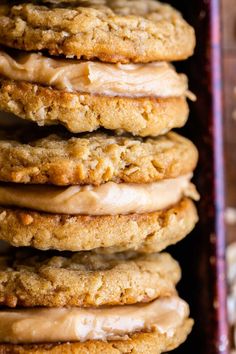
0 174 199 215
0 51 191 98
0 296 189 344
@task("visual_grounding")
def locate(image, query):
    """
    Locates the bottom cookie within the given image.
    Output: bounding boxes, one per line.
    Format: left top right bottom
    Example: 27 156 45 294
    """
0 78 189 137
0 198 198 252
0 319 193 354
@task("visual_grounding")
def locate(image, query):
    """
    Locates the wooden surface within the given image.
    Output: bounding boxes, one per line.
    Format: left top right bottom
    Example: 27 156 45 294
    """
222 0 236 243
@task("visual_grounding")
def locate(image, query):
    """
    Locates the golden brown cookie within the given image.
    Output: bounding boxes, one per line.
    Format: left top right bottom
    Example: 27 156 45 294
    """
0 79 189 136
0 130 198 185
0 198 198 252
0 319 193 354
0 251 180 308
0 1 195 63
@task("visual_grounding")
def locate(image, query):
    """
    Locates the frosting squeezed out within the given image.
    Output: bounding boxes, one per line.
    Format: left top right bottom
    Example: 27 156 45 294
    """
0 296 189 344
0 174 199 215
0 51 191 98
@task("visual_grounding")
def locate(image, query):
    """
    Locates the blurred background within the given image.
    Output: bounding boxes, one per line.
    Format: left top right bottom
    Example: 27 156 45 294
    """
223 0 236 242
221 2 236 352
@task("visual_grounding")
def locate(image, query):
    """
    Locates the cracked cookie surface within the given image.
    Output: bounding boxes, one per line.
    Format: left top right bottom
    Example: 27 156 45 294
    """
0 251 180 308
0 79 189 136
0 130 198 185
0 1 195 63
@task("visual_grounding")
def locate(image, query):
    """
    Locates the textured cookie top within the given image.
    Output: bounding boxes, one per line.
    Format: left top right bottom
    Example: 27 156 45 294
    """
0 251 180 308
0 1 196 63
0 129 198 185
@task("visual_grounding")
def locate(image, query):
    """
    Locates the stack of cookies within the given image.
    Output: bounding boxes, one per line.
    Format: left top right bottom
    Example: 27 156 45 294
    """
0 1 199 353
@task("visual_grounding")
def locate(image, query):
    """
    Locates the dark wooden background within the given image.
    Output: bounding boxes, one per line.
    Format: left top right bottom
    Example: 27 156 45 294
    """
222 0 236 244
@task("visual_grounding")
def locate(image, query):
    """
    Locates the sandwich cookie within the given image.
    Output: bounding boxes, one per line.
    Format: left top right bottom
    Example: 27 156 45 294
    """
0 318 193 354
0 250 193 353
0 129 199 252
0 51 192 135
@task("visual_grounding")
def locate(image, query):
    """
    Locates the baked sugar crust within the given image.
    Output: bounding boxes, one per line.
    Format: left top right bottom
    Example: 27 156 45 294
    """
0 251 180 308
0 79 189 137
0 1 196 63
0 198 198 252
0 130 198 185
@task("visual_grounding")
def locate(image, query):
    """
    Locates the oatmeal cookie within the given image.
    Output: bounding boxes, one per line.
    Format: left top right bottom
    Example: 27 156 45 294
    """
0 1 196 63
0 198 198 252
0 251 180 308
0 130 198 185
0 79 189 136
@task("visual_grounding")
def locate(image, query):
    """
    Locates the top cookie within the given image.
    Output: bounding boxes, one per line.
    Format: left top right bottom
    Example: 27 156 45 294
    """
0 129 198 185
0 0 196 63
0 250 180 308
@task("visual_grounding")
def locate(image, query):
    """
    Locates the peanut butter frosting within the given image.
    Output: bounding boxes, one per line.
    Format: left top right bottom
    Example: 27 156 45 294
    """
0 175 199 215
0 296 189 344
0 51 191 98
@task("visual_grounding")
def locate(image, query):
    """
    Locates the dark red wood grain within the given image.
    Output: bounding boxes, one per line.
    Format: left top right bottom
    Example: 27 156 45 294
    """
165 1 228 353
222 0 236 246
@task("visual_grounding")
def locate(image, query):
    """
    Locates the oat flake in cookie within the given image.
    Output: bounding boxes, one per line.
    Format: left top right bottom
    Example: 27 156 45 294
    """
0 250 193 353
0 198 198 252
0 128 199 252
0 0 196 63
0 51 191 135
0 250 180 308
0 129 198 185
